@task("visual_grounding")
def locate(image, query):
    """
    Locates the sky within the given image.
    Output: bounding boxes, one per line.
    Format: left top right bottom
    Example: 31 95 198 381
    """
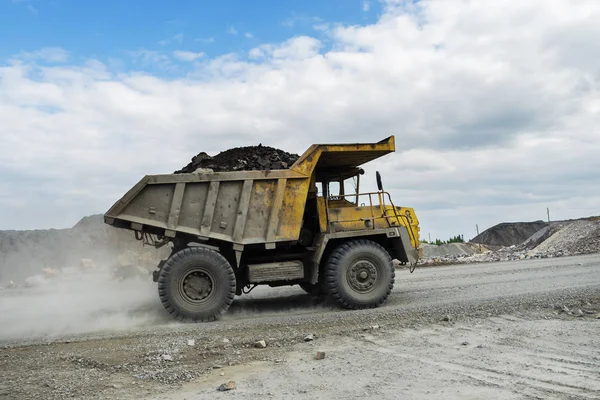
1 0 599 241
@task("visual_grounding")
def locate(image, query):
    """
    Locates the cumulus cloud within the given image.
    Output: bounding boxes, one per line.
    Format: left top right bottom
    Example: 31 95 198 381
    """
1 0 599 241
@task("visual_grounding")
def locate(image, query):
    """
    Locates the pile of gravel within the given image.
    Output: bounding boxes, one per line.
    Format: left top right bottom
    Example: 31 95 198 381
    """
175 145 300 174
420 218 600 266
471 221 549 247
531 219 600 255
420 243 476 258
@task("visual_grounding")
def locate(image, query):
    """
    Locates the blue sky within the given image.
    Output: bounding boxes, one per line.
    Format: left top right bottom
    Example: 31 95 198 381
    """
2 0 380 68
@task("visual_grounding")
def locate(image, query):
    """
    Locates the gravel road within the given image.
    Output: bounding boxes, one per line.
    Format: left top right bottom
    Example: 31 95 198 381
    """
1 254 599 399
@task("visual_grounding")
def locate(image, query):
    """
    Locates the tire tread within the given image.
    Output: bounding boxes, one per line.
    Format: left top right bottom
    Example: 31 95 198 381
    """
324 239 394 310
157 247 236 322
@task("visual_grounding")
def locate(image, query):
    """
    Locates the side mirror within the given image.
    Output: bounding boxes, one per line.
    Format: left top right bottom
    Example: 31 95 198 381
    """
376 171 383 191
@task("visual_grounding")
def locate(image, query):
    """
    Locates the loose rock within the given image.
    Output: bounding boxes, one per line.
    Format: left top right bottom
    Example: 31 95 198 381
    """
217 381 236 391
315 351 326 360
187 339 195 347
442 315 453 322
175 145 299 174
304 334 314 342
255 340 267 348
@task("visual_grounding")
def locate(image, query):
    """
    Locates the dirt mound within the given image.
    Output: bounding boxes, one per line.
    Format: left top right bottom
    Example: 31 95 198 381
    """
519 224 562 250
421 243 477 258
421 217 600 266
532 220 600 255
175 145 300 174
471 221 549 247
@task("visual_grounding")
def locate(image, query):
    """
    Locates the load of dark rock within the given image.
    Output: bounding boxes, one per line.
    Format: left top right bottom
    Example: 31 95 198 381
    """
175 144 300 174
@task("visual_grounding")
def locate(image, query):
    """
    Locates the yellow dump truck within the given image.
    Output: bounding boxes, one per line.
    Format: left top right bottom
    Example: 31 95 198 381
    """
104 136 420 322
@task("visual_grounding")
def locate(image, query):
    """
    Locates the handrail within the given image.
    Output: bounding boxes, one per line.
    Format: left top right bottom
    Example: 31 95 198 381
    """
381 192 418 247
323 191 419 247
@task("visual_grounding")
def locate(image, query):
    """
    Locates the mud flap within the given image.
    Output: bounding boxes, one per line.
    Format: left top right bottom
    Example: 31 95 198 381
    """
390 227 418 266
152 259 167 282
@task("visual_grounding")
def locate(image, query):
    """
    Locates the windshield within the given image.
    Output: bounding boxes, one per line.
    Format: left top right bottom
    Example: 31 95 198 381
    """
320 175 359 204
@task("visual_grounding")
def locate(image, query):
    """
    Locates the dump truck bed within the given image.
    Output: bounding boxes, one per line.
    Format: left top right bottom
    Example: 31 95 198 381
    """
105 170 311 244
104 137 398 245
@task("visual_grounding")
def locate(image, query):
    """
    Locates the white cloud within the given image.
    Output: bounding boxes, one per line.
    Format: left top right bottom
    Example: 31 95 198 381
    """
362 1 370 12
129 49 177 71
17 47 69 63
227 26 238 35
172 50 205 61
282 13 322 28
158 33 184 46
249 36 322 61
245 32 253 39
1 0 600 241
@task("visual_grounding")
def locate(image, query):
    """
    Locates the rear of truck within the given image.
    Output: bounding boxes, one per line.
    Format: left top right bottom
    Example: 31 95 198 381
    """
104 136 420 322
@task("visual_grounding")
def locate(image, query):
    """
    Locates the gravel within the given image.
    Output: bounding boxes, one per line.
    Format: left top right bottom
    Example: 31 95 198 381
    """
471 220 549 247
419 217 600 266
1 254 599 399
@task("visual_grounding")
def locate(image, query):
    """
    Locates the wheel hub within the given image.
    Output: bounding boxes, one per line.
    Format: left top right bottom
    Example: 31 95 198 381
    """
348 260 378 292
182 271 213 301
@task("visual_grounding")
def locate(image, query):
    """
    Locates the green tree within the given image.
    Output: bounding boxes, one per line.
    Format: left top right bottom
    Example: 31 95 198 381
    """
421 234 465 246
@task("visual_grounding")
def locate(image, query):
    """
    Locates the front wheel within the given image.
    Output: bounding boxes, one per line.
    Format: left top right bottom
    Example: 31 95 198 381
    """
324 239 394 309
157 246 236 322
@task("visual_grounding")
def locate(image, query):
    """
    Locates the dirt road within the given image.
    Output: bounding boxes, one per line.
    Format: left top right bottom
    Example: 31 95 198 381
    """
1 255 599 399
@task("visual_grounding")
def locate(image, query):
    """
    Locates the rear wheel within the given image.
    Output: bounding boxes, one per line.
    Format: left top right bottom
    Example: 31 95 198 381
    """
157 246 236 322
324 239 394 309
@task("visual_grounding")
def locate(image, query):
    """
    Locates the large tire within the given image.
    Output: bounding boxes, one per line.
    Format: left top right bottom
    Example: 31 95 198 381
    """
157 247 236 322
324 239 394 309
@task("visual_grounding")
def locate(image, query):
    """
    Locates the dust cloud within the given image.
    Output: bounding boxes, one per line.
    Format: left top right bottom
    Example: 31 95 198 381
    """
223 286 334 321
0 266 170 342
0 258 337 342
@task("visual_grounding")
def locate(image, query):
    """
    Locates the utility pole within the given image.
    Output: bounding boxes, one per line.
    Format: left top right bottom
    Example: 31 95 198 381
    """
547 207 550 223
428 233 431 243
476 224 481 252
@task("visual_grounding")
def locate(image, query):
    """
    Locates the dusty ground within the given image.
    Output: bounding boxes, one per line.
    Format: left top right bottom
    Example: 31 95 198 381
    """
1 254 599 400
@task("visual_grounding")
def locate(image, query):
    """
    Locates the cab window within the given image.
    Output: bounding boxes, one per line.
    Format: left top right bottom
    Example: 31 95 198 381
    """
328 181 341 199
